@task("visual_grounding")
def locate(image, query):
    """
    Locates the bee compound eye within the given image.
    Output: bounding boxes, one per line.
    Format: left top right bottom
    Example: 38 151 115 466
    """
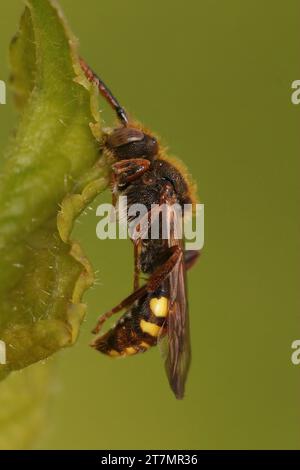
107 127 144 149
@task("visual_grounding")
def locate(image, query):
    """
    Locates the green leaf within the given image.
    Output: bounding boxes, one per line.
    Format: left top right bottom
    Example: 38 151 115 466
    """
0 0 110 379
0 362 52 450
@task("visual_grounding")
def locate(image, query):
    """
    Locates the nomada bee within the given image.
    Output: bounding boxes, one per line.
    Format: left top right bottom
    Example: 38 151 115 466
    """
81 59 200 399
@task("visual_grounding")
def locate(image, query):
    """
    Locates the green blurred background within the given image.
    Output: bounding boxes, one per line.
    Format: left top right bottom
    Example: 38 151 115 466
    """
0 0 300 450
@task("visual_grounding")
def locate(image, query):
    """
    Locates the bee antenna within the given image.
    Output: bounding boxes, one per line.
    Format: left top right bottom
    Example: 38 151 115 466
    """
80 57 129 126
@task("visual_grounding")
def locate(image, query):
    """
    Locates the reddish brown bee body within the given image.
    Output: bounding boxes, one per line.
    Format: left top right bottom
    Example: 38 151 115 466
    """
81 59 199 399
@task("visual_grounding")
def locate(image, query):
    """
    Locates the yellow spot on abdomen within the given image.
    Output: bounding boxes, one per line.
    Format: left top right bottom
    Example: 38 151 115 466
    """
140 319 161 337
140 341 150 349
124 347 137 355
150 296 168 318
108 349 120 357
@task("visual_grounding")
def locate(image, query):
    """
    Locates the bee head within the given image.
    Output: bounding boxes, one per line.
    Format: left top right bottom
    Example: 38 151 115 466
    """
105 127 158 160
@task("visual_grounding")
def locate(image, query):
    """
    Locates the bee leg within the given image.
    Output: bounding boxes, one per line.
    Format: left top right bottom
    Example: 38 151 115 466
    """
184 250 200 271
92 284 148 335
80 57 129 125
112 158 150 185
92 246 181 335
133 239 141 291
147 245 183 292
111 172 118 206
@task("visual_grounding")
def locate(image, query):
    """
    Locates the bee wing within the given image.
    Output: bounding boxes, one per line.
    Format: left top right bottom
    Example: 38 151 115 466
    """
159 206 191 399
164 246 191 399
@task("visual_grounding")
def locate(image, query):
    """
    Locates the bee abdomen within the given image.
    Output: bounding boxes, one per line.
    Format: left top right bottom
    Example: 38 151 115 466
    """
92 296 168 358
